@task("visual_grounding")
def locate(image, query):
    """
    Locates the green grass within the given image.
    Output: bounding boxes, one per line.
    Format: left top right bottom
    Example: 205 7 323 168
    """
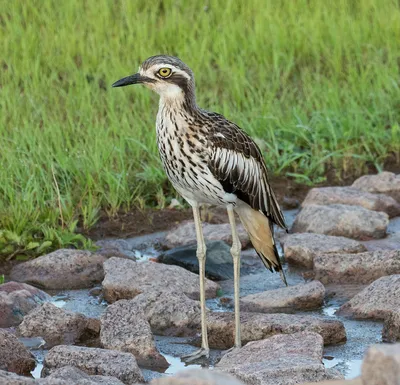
1 0 400 257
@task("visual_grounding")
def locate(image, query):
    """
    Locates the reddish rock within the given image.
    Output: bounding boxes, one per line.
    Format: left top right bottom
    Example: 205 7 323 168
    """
361 343 400 385
216 332 344 384
302 186 400 217
338 275 400 319
314 250 400 284
18 302 96 348
352 172 400 202
199 311 346 349
240 281 325 313
0 281 50 327
102 257 220 303
382 311 400 342
100 300 168 368
10 249 107 289
0 329 35 375
42 345 144 384
282 233 366 268
291 204 389 240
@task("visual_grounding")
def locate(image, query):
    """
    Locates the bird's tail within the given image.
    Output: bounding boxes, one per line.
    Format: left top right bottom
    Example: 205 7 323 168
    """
235 203 287 286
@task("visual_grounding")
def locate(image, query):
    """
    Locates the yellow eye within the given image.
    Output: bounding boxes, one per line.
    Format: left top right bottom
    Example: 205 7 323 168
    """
158 68 172 78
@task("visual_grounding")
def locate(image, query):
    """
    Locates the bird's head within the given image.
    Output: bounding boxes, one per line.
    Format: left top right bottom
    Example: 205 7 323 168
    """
112 55 195 103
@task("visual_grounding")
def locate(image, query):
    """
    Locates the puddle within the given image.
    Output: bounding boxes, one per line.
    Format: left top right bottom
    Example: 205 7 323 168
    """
323 357 363 379
31 363 43 379
344 359 363 379
49 289 107 319
321 304 340 317
163 353 202 375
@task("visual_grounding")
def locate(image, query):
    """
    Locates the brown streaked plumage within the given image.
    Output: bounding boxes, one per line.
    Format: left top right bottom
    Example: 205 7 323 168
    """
112 55 287 361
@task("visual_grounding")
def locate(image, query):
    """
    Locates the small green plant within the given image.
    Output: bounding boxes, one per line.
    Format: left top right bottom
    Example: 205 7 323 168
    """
0 222 96 261
0 275 5 285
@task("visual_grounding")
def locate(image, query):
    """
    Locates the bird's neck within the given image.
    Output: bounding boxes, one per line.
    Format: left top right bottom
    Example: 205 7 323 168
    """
159 86 198 116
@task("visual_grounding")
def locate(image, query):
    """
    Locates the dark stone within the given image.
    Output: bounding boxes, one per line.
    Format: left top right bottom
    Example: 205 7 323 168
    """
159 241 234 280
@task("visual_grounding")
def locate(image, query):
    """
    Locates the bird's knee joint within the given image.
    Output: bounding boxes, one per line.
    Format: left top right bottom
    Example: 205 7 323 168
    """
197 245 207 260
231 241 241 258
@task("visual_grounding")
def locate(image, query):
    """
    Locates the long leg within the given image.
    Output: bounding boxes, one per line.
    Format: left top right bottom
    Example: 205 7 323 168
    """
182 204 209 362
227 204 242 348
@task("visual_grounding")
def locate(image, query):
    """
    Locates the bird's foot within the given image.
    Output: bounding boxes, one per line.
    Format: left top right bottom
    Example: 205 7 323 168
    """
181 347 210 363
222 345 241 356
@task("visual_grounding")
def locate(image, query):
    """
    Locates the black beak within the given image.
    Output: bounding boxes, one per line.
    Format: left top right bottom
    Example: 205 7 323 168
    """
112 73 144 88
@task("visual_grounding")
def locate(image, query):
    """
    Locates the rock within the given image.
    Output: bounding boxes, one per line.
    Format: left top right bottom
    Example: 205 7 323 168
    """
338 275 400 319
47 366 125 385
163 220 250 249
314 250 400 284
196 311 346 349
0 281 50 327
282 233 367 268
159 240 234 280
0 329 35 375
96 239 137 260
302 186 400 217
0 370 35 384
302 379 362 385
124 291 201 336
42 345 144 384
240 281 325 313
216 332 344 385
100 299 168 368
17 302 96 348
291 204 389 240
150 369 245 384
383 311 400 342
102 257 220 303
10 249 107 289
361 343 400 385
352 172 400 202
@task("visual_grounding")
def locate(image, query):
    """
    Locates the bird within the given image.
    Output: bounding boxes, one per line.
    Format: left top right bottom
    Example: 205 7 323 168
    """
112 55 287 362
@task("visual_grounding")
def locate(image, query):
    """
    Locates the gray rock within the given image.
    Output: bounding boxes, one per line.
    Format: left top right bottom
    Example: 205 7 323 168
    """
352 172 400 202
0 329 35 375
42 345 144 384
47 366 125 385
95 239 137 260
301 378 362 385
216 332 344 385
0 367 125 385
314 250 400 284
282 233 367 268
10 249 107 289
18 302 96 348
338 275 400 319
383 311 400 342
100 300 168 368
302 186 400 217
0 281 50 327
160 240 234 280
150 369 245 384
163 220 250 249
361 343 400 385
125 291 201 336
198 311 346 349
291 204 389 240
102 257 220 303
0 370 38 384
240 281 325 313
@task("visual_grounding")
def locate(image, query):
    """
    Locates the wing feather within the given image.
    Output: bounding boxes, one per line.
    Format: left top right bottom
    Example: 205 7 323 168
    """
207 118 287 230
